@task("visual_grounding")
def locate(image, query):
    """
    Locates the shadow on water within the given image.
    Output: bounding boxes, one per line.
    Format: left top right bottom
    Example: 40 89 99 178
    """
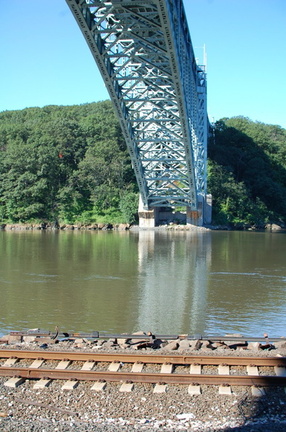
218 356 286 432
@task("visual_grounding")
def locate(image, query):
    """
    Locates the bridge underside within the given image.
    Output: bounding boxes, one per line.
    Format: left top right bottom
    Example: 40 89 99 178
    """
66 0 209 224
138 194 212 228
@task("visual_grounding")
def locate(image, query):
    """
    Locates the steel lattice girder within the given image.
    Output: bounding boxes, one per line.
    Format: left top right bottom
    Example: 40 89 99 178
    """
66 0 208 210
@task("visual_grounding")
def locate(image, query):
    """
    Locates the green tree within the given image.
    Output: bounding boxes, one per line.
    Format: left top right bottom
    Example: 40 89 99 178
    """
209 117 286 226
120 191 139 224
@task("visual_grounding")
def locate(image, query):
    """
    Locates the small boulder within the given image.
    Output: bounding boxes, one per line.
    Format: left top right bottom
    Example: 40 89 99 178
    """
266 223 282 231
201 340 215 349
35 337 58 344
103 338 117 349
248 342 262 351
275 341 286 350
8 334 23 343
133 342 152 350
0 335 9 344
179 339 190 350
119 342 130 349
260 343 275 351
117 335 131 346
130 331 150 347
211 341 228 350
228 341 248 350
151 338 165 349
74 338 85 344
190 339 202 351
23 335 37 343
115 224 130 230
163 340 179 351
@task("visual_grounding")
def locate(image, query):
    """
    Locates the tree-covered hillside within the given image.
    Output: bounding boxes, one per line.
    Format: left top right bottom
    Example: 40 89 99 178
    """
0 101 138 225
0 102 285 227
208 116 286 227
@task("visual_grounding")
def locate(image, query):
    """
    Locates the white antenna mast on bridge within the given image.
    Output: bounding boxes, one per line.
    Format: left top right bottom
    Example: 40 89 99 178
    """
203 44 207 72
195 44 207 71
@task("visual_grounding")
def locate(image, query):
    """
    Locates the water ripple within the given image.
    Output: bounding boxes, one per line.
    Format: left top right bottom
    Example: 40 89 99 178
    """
81 275 124 281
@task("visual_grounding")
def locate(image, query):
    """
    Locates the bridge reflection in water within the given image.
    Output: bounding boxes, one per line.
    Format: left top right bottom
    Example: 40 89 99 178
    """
1 231 286 338
136 230 212 335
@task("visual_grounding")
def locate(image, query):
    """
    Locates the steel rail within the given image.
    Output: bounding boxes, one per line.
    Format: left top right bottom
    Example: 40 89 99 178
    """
0 367 285 387
0 350 285 367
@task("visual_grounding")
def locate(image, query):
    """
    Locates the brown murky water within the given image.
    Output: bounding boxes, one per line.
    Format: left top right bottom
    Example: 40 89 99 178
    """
0 229 285 337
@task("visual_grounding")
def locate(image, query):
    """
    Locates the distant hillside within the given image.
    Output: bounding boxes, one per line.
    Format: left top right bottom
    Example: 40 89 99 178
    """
208 116 286 227
0 101 138 225
0 102 285 227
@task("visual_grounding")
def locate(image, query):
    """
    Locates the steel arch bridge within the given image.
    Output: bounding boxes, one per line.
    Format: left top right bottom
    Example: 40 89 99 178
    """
66 0 209 223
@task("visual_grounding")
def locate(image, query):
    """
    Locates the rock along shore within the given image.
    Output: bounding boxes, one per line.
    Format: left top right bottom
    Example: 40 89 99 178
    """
0 222 211 233
0 222 285 232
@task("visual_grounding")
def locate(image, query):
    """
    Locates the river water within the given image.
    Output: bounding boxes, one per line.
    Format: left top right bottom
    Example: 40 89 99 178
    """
0 229 285 338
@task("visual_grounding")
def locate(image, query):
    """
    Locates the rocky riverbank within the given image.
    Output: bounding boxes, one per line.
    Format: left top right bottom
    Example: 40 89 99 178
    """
0 221 285 232
0 222 131 231
0 332 286 431
0 222 210 232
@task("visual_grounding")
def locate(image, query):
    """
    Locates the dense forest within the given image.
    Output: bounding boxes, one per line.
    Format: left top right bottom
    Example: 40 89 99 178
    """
0 101 286 228
208 117 286 227
0 102 138 225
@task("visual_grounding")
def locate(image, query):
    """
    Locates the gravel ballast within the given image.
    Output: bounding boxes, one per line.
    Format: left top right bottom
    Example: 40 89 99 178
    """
0 334 286 431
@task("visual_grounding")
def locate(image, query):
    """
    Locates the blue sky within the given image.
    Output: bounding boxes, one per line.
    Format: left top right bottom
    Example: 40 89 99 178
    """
0 0 285 128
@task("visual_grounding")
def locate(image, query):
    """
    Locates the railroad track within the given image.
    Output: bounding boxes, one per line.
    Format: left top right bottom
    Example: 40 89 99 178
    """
0 349 286 394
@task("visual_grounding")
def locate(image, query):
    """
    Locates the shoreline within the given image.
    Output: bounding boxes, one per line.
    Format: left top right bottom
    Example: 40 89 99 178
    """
0 222 285 233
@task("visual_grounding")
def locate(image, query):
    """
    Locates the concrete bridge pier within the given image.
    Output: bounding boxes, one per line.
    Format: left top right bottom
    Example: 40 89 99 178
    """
138 195 212 228
186 194 212 226
138 196 159 228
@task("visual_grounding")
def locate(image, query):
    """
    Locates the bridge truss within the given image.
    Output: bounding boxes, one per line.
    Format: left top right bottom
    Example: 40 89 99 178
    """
66 0 208 211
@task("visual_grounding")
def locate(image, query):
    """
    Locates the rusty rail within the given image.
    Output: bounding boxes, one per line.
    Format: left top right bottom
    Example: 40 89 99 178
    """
0 366 285 386
0 349 285 366
0 349 285 388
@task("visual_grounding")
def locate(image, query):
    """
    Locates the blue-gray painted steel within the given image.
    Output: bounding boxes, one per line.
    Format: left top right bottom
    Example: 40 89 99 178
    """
66 0 208 210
